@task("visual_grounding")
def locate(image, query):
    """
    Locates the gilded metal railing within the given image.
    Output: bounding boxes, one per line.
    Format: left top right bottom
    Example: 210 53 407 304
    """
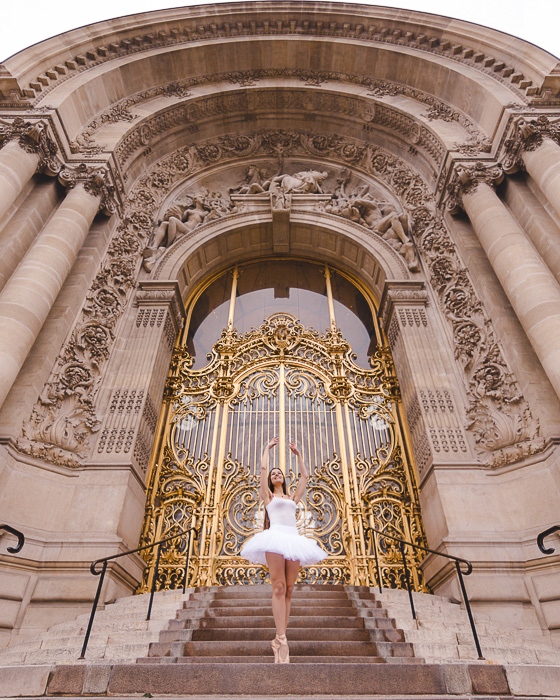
365 525 483 660
0 524 25 553
537 525 560 555
80 525 197 659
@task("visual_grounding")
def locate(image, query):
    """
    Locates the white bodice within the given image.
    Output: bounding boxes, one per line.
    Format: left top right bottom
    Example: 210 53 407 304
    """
266 496 297 528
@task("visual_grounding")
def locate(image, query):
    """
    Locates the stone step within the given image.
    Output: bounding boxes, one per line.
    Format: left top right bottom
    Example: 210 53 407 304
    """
139 654 394 663
43 661 513 696
177 604 373 618
191 614 370 629
206 596 355 608
187 627 403 642
175 639 415 657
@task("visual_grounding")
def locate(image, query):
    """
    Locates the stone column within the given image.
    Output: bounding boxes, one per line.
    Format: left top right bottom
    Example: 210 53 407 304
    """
0 120 59 221
448 161 560 402
0 173 106 408
502 115 560 219
91 282 184 478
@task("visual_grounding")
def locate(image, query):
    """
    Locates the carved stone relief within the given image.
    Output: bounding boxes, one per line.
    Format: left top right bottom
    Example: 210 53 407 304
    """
17 128 544 469
501 113 560 174
0 117 60 176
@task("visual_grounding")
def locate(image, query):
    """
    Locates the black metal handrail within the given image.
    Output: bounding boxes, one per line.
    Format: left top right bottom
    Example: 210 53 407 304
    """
0 524 25 554
537 525 560 555
80 524 197 659
365 525 483 660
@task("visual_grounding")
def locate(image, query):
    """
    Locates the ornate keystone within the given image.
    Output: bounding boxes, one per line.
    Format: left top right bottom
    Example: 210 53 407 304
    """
446 161 504 214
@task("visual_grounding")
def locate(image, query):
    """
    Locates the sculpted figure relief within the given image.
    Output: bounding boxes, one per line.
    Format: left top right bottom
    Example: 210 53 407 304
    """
326 170 419 271
142 164 417 272
142 191 236 271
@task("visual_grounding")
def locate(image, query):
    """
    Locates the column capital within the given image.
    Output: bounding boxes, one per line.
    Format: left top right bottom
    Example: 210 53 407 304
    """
135 281 185 335
502 114 560 174
0 117 60 176
58 163 119 216
446 161 504 214
378 280 429 331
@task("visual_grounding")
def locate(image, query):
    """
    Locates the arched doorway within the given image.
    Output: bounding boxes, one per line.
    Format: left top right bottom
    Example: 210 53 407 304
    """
139 259 427 590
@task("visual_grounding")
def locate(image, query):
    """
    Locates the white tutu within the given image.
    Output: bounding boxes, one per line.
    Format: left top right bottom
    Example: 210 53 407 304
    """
240 523 328 566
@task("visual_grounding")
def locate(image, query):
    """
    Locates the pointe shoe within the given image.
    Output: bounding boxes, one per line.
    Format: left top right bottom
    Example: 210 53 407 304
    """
271 636 280 663
275 634 289 664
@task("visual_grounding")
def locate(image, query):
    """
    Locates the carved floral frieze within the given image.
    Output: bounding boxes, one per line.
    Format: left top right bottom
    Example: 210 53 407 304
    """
17 128 544 469
69 71 483 165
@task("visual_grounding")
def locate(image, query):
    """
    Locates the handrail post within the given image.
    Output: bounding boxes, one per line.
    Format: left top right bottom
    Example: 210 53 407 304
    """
146 542 163 621
537 525 560 554
79 561 107 659
370 526 383 594
455 561 484 660
0 524 25 554
400 540 416 621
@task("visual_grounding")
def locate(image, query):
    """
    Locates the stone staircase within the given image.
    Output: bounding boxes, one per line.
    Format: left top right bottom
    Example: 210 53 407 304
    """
1 584 560 697
139 583 418 664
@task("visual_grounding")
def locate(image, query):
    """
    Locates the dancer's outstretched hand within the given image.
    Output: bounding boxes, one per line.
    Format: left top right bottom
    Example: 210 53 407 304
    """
267 436 280 450
289 441 301 457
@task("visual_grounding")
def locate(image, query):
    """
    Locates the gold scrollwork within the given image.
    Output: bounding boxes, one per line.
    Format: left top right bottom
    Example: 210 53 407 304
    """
139 312 427 591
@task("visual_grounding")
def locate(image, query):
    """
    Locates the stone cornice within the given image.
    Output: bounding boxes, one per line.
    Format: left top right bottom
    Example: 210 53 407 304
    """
2 4 554 107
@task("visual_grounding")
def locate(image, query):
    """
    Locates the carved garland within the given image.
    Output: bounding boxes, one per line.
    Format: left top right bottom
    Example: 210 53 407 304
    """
17 128 543 469
69 70 484 160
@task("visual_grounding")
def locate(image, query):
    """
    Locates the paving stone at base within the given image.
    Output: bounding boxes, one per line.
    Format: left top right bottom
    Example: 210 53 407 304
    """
0 665 53 698
505 664 560 696
468 663 510 694
107 663 448 695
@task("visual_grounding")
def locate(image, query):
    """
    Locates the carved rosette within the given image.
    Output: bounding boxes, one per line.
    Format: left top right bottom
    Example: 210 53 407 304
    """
445 161 504 214
502 114 560 174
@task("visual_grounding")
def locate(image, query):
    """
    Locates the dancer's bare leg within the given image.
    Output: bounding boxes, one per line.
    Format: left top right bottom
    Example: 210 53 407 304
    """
284 558 300 630
266 552 287 635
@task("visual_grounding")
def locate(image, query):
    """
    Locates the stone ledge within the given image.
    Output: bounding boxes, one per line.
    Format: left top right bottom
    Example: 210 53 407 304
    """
42 662 514 696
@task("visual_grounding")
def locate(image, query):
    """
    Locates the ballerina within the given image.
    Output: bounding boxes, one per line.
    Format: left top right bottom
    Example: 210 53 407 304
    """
240 437 328 663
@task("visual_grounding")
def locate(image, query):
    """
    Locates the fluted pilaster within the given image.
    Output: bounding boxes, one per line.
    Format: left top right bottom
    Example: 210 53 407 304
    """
448 161 560 402
0 171 109 408
91 281 184 476
378 281 472 483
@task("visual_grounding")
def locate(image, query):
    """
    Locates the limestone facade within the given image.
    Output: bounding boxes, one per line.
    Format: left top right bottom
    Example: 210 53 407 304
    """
0 2 559 648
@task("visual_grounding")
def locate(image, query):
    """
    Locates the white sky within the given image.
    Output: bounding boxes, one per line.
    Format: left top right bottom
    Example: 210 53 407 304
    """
1 0 559 63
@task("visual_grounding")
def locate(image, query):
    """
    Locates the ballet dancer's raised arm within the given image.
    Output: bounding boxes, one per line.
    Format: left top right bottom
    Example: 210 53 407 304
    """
290 442 308 504
259 436 279 505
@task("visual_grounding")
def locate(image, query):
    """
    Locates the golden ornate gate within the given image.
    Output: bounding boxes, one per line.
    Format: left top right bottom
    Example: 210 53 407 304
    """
139 267 428 591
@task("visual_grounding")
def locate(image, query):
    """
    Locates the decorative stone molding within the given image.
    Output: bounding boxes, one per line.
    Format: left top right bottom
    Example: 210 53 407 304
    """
378 281 429 332
501 114 560 174
409 211 546 468
17 128 544 469
134 281 185 337
445 161 504 214
111 85 449 172
0 117 60 176
58 163 120 216
9 11 546 106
